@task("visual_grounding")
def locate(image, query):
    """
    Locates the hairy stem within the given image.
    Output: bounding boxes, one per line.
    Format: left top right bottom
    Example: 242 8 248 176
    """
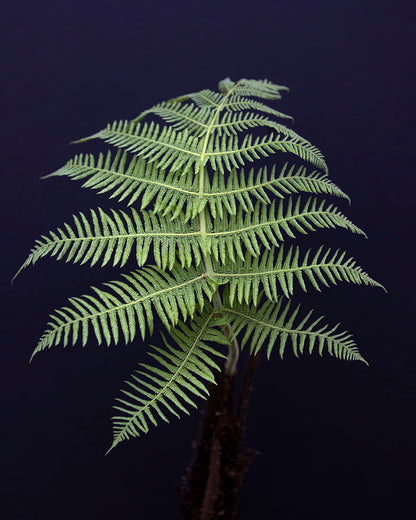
179 351 260 519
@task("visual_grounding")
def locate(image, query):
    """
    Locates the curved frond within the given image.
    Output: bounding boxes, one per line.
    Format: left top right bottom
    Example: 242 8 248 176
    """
15 207 202 278
214 246 385 305
222 296 367 364
108 311 228 452
31 265 216 360
206 197 366 264
204 163 350 219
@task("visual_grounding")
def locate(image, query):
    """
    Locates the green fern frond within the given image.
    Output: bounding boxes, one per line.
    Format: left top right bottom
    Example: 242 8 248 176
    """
75 76 326 175
206 197 366 264
16 195 360 283
132 101 214 135
214 245 385 304
223 295 367 364
15 207 203 277
135 100 293 137
77 120 201 174
108 311 228 452
77 119 327 175
219 77 289 99
31 265 216 361
43 150 203 219
181 88 293 120
44 151 348 222
204 163 350 219
20 76 383 451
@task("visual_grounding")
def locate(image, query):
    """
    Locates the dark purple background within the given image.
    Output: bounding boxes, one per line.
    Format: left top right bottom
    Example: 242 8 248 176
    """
1 0 415 518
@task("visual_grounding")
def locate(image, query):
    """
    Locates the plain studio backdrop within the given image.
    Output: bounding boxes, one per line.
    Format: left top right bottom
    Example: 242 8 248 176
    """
1 1 414 519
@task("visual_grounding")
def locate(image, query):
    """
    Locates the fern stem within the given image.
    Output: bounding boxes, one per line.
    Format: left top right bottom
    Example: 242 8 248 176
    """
195 81 243 377
179 350 260 519
223 323 239 375
200 210 239 375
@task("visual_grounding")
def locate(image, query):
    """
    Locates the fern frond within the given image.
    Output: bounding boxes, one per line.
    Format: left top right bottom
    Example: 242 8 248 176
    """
206 198 366 264
43 151 348 222
214 246 385 304
136 103 291 137
21 76 382 452
77 115 326 175
31 265 216 361
223 295 367 364
226 78 289 98
77 120 202 174
15 207 203 277
108 311 228 452
182 88 292 120
43 150 205 220
202 128 327 175
204 163 350 219
132 101 213 135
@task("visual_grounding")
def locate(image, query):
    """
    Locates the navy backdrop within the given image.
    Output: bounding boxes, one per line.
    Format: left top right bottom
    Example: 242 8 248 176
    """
1 0 415 519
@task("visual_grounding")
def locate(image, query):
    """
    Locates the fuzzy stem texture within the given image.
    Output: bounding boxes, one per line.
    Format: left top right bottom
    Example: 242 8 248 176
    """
179 351 260 519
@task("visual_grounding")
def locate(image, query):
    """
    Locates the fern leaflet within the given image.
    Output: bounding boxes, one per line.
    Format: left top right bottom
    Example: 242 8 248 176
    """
108 311 227 452
223 295 368 364
214 246 385 304
31 265 216 361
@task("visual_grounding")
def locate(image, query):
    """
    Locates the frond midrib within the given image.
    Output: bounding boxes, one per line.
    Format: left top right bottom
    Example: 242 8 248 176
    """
214 261 372 279
102 127 201 157
79 163 198 196
33 227 200 249
206 171 348 199
197 80 243 257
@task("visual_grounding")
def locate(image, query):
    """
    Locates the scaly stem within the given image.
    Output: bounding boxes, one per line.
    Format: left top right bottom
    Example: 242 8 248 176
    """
179 351 260 519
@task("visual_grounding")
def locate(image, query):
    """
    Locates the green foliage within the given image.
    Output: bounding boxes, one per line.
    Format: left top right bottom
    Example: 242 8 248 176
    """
17 77 383 451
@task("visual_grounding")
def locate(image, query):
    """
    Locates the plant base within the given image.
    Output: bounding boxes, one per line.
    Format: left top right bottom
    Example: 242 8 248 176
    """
179 353 260 520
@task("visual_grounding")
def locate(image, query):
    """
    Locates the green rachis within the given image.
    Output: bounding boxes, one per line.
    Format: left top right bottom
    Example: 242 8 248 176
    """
16 77 384 454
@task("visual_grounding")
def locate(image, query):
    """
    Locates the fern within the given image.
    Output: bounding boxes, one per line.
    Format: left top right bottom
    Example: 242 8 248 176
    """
17 77 383 452
213 245 383 304
109 311 227 452
31 265 217 360
221 294 367 364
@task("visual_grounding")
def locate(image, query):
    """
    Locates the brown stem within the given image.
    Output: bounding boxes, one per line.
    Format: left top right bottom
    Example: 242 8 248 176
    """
179 352 261 520
199 435 221 520
237 350 261 426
